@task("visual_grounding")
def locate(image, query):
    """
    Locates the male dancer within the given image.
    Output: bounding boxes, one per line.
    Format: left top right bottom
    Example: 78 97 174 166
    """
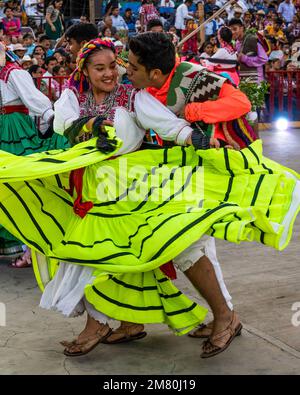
127 32 252 357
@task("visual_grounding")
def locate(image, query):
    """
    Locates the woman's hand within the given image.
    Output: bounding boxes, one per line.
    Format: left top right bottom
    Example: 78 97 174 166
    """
51 25 56 32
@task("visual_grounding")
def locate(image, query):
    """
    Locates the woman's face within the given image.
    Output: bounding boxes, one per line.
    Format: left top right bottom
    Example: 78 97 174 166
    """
32 67 43 78
55 1 63 9
34 46 45 56
104 28 112 37
34 54 45 67
84 49 118 93
54 52 63 64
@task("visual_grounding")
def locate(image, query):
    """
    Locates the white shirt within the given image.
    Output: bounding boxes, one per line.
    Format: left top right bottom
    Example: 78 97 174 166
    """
160 0 175 7
25 0 43 16
175 4 189 30
278 1 296 23
54 88 193 154
0 69 53 123
111 15 128 31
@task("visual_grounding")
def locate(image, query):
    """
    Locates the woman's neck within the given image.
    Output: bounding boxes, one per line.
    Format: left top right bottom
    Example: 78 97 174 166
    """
92 86 108 104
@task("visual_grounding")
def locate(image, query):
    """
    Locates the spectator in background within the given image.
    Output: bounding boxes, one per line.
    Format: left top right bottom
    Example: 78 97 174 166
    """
147 18 164 32
229 18 268 83
43 56 58 78
265 18 286 40
160 0 175 7
205 11 217 40
65 53 77 74
268 37 284 61
243 10 253 29
175 0 193 38
13 42 26 59
28 64 50 98
199 40 215 66
98 15 117 37
140 0 160 32
2 6 21 42
0 1 5 20
101 25 114 41
182 16 199 55
253 9 265 30
123 8 136 34
65 22 98 56
39 35 54 57
20 54 37 70
278 0 296 24
23 33 36 55
80 15 89 24
111 7 128 31
45 0 64 42
287 15 300 42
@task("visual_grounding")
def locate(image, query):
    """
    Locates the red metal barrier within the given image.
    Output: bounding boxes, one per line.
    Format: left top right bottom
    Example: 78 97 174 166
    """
35 75 69 100
266 70 300 121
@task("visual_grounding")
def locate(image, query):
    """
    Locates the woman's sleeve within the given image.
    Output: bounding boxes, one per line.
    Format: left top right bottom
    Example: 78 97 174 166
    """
134 90 193 145
184 83 252 124
9 69 54 123
53 89 80 135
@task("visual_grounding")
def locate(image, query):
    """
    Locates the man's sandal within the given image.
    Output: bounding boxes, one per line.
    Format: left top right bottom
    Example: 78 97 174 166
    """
62 326 112 357
102 324 147 345
188 322 214 339
201 312 243 359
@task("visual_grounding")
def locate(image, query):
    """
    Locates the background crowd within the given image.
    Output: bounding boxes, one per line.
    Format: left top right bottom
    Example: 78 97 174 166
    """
0 0 299 112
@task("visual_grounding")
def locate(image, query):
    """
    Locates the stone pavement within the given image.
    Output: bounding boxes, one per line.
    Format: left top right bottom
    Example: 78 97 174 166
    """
0 129 300 375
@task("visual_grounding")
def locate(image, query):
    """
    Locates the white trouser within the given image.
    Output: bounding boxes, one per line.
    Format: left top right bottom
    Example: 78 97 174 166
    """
173 236 233 310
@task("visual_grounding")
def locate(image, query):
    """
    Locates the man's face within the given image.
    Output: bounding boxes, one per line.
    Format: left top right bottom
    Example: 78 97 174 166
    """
127 50 153 89
41 39 51 50
125 10 132 18
80 16 88 23
230 24 243 41
112 8 119 17
67 37 82 56
150 25 164 33
24 37 33 47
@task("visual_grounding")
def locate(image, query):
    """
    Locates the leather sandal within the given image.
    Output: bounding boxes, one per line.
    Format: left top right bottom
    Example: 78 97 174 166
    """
63 326 112 357
188 322 214 339
102 324 147 344
201 311 242 359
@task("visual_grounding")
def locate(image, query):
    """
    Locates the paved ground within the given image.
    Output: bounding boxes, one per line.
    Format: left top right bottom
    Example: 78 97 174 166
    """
0 129 300 375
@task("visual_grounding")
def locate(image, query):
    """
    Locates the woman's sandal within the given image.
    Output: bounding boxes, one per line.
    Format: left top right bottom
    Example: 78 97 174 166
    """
62 326 112 357
201 311 243 359
102 324 147 345
11 251 32 268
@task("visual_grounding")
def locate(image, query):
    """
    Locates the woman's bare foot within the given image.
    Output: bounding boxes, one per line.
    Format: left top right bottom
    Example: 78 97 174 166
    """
103 321 147 344
61 315 112 356
11 249 32 268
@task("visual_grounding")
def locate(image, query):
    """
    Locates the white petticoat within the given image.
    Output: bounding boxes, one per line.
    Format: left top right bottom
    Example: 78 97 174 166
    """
39 262 110 323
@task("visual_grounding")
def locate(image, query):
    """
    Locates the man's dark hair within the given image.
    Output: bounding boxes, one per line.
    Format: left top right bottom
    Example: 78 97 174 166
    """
39 34 51 42
185 0 193 4
219 26 232 44
45 56 57 66
28 65 40 76
228 18 244 27
52 65 64 75
23 33 34 40
125 8 132 12
147 19 164 32
129 32 175 75
65 23 98 44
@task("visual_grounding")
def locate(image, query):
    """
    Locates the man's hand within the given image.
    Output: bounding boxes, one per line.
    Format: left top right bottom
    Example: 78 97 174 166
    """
209 137 220 149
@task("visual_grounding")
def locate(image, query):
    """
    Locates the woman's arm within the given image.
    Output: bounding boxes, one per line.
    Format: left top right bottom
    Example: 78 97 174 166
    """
53 89 80 134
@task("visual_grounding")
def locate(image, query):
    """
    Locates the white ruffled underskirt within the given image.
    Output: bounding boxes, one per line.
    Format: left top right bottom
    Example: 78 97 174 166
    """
39 262 110 324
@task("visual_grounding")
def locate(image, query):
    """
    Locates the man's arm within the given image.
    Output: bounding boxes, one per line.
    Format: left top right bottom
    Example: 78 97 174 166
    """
184 83 252 124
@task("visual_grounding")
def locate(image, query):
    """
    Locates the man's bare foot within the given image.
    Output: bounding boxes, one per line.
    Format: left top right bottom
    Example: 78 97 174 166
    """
201 311 242 358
